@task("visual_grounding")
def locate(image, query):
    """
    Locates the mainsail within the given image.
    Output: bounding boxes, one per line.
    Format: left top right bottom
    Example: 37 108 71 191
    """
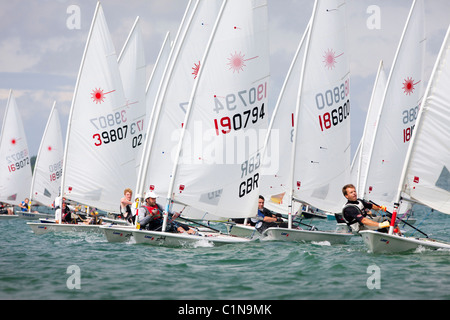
362 0 426 212
29 102 64 207
259 21 311 215
396 24 450 215
290 0 351 215
61 3 142 212
351 61 387 196
135 0 223 200
0 90 32 206
166 0 270 220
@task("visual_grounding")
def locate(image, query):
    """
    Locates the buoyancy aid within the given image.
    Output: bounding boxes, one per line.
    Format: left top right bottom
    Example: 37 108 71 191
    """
341 200 366 232
141 204 162 219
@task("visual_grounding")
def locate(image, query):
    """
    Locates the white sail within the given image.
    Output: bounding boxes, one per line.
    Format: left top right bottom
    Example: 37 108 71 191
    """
397 24 450 215
29 102 64 207
140 31 171 159
363 0 426 211
61 3 138 213
167 0 270 219
259 22 310 215
117 16 147 177
0 90 32 206
290 0 351 214
118 16 147 164
135 0 222 199
353 61 387 196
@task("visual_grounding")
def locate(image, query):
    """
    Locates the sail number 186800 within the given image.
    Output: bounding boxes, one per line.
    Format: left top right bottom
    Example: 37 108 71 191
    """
318 99 350 131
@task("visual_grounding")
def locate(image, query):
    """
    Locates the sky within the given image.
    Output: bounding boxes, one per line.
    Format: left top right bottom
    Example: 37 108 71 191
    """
0 0 449 158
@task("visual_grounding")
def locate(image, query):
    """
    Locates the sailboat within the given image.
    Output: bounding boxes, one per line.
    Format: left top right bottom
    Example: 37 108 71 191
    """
28 3 144 234
351 61 387 200
361 0 426 214
101 0 220 242
100 33 172 235
253 0 353 244
18 102 64 220
0 90 32 220
127 0 270 247
360 23 450 253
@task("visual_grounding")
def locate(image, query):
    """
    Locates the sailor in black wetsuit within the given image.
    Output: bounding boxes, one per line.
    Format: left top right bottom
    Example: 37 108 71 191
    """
341 184 391 233
255 195 288 233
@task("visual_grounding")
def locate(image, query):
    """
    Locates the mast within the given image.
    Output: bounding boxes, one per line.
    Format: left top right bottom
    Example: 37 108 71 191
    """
60 2 101 219
134 0 196 211
391 24 450 234
357 60 384 196
29 101 57 210
162 0 228 232
288 1 318 229
362 0 422 207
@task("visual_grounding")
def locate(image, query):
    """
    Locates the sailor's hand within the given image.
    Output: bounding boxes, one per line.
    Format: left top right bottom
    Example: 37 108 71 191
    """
379 205 387 212
172 212 180 220
378 221 390 229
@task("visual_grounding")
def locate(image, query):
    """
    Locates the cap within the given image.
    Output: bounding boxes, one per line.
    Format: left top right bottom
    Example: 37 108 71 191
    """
144 191 158 199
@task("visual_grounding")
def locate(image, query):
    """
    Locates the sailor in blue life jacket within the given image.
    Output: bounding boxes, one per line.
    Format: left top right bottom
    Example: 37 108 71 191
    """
19 198 29 212
138 191 197 234
19 198 38 213
340 184 394 233
255 195 289 233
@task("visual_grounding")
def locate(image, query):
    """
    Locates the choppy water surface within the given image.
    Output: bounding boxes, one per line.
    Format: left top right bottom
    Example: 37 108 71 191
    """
1 207 449 301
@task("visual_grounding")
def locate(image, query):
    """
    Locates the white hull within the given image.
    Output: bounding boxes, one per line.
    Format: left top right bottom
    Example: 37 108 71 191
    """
101 225 135 243
17 211 54 220
0 214 19 220
132 229 251 247
225 223 256 238
262 227 354 244
360 230 450 253
102 217 131 226
27 221 104 235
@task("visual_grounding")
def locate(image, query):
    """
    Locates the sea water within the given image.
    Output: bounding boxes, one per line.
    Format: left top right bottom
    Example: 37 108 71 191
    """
1 206 449 302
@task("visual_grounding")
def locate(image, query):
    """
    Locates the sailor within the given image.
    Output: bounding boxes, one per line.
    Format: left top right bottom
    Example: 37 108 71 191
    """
0 202 14 215
138 191 164 231
340 184 391 233
138 191 196 234
19 198 29 212
255 195 288 233
119 188 135 223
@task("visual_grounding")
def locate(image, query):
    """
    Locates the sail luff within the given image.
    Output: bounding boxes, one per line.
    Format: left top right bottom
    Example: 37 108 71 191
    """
358 60 385 196
362 0 423 209
134 0 196 201
395 24 450 212
288 0 318 226
144 31 171 96
162 0 228 232
60 2 101 208
29 101 57 207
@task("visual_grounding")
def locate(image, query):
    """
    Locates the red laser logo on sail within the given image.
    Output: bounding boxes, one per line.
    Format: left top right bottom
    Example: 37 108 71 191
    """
227 51 258 73
91 88 115 104
323 49 343 70
192 61 200 79
402 77 420 95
